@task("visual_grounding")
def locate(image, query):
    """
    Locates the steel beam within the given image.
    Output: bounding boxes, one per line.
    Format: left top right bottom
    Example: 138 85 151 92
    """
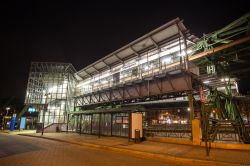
75 74 192 106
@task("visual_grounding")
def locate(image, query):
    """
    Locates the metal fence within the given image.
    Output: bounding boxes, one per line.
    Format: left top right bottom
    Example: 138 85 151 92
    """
204 123 250 143
143 124 192 139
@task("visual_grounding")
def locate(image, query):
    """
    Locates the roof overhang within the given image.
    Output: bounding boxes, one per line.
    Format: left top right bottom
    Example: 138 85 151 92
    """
76 17 198 80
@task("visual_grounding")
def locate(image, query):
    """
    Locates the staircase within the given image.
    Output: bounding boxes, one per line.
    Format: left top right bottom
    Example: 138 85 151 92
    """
42 123 66 133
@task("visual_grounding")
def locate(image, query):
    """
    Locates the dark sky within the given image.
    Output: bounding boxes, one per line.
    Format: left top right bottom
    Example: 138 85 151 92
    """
1 0 250 102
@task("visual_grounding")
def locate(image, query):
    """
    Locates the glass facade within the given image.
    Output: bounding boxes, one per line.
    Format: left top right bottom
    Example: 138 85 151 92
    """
75 40 195 96
25 62 76 126
69 113 129 137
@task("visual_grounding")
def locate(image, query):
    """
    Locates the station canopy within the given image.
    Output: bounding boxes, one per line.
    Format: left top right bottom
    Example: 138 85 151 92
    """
76 17 198 80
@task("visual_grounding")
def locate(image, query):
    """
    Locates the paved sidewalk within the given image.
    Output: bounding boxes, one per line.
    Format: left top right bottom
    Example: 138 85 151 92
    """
18 133 250 166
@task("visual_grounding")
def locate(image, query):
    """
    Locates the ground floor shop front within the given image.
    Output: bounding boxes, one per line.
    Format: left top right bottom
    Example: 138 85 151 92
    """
68 112 130 137
67 106 193 139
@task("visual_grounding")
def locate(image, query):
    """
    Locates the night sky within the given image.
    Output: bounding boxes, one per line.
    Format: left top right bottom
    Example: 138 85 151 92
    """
1 0 250 102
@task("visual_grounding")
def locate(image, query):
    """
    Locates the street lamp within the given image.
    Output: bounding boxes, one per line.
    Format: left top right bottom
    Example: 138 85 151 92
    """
6 107 11 118
2 107 11 130
42 93 50 136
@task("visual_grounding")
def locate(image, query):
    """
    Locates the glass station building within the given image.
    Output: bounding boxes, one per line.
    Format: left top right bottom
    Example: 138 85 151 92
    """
24 17 240 137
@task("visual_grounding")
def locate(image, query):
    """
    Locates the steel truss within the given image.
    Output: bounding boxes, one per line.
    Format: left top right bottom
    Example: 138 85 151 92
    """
74 69 194 107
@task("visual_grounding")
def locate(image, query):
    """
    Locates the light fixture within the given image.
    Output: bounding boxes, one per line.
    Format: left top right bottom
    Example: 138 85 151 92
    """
161 57 171 64
203 80 210 84
187 49 192 54
187 107 190 111
178 51 186 57
220 77 230 82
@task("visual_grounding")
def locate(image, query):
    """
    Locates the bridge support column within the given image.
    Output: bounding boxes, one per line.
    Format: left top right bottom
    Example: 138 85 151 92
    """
192 119 202 145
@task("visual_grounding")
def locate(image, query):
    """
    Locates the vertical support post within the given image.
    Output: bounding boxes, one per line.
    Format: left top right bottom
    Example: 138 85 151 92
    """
247 105 250 124
98 113 101 138
31 116 34 129
111 113 113 136
41 110 45 136
90 114 93 134
72 115 75 132
183 35 189 70
192 119 201 145
200 88 210 156
128 112 132 143
79 114 82 135
76 115 79 133
147 80 150 96
188 91 194 122
178 31 183 68
66 113 69 133
41 104 47 136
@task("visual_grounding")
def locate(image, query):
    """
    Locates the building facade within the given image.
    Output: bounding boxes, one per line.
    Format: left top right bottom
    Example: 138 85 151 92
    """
24 15 250 143
25 62 76 126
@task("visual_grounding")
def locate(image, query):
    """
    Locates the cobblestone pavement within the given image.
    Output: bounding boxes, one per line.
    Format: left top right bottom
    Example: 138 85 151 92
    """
0 134 180 166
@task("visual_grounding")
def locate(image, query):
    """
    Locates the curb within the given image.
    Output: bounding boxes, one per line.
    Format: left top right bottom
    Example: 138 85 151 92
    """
146 137 250 151
18 134 250 166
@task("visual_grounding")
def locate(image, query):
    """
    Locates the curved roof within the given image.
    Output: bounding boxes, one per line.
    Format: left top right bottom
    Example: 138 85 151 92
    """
76 17 198 80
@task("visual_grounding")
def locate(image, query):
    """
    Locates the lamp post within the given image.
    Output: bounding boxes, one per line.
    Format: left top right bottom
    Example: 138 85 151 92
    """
42 93 50 136
6 107 10 114
2 107 11 130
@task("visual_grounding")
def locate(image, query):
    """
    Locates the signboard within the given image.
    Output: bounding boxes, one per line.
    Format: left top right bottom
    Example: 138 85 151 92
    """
20 117 26 129
207 65 216 75
10 114 16 131
75 107 80 112
131 113 143 139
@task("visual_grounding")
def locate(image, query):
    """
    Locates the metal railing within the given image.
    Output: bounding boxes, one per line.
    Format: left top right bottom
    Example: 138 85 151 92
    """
143 123 192 139
204 123 250 142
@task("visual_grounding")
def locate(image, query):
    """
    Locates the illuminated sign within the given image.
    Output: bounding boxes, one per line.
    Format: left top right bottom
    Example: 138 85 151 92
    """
28 107 36 113
20 117 26 129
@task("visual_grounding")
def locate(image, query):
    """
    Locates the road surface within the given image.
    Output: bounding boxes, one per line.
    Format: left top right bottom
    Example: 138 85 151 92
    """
0 134 180 166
